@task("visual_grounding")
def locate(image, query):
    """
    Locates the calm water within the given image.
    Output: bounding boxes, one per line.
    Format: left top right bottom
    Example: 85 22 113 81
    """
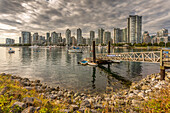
0 47 160 94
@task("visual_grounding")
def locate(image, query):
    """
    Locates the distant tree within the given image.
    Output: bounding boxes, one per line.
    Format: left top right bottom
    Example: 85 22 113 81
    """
142 43 147 47
126 43 132 46
135 43 142 47
166 42 170 47
153 43 158 46
148 42 152 46
159 42 165 47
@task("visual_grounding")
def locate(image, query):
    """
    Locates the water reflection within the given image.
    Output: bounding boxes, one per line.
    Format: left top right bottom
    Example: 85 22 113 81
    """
91 67 96 89
0 47 160 94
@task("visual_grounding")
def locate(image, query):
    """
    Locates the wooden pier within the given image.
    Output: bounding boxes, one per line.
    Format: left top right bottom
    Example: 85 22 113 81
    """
84 41 170 80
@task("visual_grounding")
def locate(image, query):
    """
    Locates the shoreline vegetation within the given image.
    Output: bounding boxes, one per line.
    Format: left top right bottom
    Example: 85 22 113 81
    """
0 73 169 113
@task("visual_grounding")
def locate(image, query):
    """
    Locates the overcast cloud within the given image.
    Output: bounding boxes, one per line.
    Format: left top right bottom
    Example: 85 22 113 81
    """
0 0 170 42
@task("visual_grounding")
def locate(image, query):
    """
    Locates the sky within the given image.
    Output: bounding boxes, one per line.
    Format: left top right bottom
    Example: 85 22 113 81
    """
0 0 170 43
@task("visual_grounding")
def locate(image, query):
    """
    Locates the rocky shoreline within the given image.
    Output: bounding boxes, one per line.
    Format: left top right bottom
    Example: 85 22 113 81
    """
0 72 170 113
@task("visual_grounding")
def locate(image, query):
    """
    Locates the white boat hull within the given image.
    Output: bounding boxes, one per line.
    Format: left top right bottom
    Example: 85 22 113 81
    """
88 62 98 66
68 49 82 53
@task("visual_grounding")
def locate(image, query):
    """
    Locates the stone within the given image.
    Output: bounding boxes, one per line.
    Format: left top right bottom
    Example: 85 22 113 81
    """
90 109 97 113
70 105 79 111
12 102 26 108
145 89 152 94
34 80 40 83
94 104 103 109
23 97 42 105
24 86 34 91
21 106 35 113
137 92 145 98
50 94 58 100
81 100 91 108
141 85 150 90
115 99 125 105
1 73 6 76
0 86 9 95
132 100 143 107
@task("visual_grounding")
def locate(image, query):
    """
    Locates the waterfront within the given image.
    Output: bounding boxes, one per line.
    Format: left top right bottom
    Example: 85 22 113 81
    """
0 47 160 94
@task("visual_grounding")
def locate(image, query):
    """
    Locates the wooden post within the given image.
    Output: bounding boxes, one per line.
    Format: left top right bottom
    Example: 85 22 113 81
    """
160 49 165 80
93 41 96 63
108 41 110 54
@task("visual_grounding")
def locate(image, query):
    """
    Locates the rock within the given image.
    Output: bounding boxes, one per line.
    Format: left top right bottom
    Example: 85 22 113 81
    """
24 86 34 91
34 80 40 83
132 100 143 107
115 99 125 105
23 97 34 105
21 106 35 113
58 91 63 97
70 105 79 111
133 90 140 95
49 94 58 100
78 108 85 113
22 97 42 105
104 97 111 102
12 102 26 108
145 89 152 94
90 109 98 113
81 100 91 108
137 92 145 98
62 109 71 113
94 104 103 109
36 107 41 112
0 86 9 95
1 73 6 76
67 99 72 104
141 85 150 90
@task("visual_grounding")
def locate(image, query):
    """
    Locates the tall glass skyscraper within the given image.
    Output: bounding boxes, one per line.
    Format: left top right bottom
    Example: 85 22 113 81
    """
127 15 142 44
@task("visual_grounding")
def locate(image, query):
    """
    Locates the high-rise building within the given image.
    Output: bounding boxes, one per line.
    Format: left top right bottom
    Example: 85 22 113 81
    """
46 32 50 41
19 37 21 44
143 31 151 43
156 28 169 44
94 38 100 45
90 31 95 45
113 28 123 43
33 33 39 44
157 28 168 37
122 28 127 42
83 38 86 45
21 31 31 44
127 15 142 44
77 28 82 45
71 36 77 46
66 29 71 46
51 32 58 44
86 38 90 46
103 31 111 44
98 28 104 44
6 38 15 45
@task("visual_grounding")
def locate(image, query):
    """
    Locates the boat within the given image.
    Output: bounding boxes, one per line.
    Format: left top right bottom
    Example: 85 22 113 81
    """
29 45 39 48
68 47 82 53
88 62 98 66
8 48 15 53
80 60 88 65
112 60 121 63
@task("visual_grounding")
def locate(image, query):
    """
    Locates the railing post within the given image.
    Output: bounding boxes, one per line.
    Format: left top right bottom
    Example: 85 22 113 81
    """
93 41 96 63
160 49 165 80
108 41 110 54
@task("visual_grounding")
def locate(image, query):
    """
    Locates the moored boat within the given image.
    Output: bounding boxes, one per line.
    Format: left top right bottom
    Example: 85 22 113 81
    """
88 62 98 66
8 48 15 53
68 47 82 53
80 60 88 65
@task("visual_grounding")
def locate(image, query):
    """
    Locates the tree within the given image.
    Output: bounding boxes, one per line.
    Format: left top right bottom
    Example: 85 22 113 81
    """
142 43 147 47
166 42 170 47
135 43 142 47
153 43 158 46
148 42 152 46
159 42 165 47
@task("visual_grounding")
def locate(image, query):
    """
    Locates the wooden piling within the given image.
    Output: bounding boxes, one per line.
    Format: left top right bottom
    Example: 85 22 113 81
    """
108 41 110 54
160 49 165 80
93 41 96 63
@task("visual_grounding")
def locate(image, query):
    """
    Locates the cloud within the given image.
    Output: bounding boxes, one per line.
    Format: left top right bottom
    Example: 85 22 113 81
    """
0 0 169 40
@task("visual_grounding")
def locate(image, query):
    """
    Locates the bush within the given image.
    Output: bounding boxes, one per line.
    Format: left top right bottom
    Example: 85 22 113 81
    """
148 42 152 46
166 42 170 47
159 42 165 47
153 43 158 46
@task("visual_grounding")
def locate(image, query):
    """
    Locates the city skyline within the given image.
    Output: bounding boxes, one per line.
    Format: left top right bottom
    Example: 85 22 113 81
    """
0 0 170 43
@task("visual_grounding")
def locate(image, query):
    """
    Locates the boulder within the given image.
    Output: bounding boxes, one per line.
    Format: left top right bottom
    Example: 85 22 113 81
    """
12 102 26 109
21 106 35 113
0 86 9 95
70 105 79 111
